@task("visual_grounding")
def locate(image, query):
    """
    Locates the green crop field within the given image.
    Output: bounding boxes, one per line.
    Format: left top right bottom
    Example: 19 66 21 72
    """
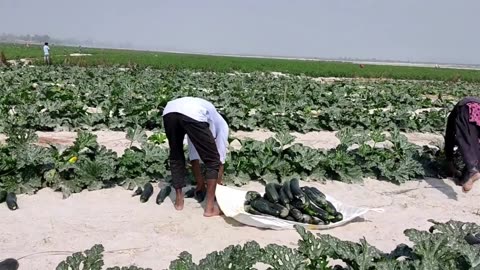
2 43 480 82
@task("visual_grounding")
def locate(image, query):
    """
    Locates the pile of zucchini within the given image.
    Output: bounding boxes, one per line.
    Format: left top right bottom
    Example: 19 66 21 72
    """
244 179 343 225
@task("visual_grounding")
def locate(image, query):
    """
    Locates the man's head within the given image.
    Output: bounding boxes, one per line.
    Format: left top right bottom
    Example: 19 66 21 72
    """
45 42 49 46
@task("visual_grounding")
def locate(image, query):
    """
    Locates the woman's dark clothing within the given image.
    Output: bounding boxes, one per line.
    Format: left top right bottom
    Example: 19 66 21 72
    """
445 97 480 175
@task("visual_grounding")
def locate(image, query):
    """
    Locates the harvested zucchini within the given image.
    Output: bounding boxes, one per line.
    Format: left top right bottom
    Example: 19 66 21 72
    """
0 190 7 203
282 180 293 200
132 187 143 197
308 186 326 199
292 197 333 222
301 214 313 224
278 187 290 206
324 200 337 215
302 187 327 208
156 186 172 205
285 216 295 221
194 190 206 203
245 205 263 215
465 233 480 245
251 198 289 218
332 212 343 222
290 198 309 210
265 183 280 203
245 191 262 204
309 203 334 221
185 187 195 198
140 183 154 203
6 193 18 211
311 216 327 225
289 208 304 222
0 258 19 270
290 178 305 201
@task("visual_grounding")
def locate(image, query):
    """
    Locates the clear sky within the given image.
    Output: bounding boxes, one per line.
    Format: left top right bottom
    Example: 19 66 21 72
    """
1 0 478 64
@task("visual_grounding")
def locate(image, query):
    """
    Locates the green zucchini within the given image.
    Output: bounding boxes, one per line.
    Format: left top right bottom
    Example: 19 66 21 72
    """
285 216 295 221
290 178 305 201
251 198 289 218
274 204 290 218
140 183 154 203
308 202 335 221
265 183 280 203
245 205 263 215
302 187 327 208
245 191 262 203
332 212 343 222
132 187 143 197
292 197 333 222
311 216 327 225
0 258 19 270
0 190 7 203
308 186 326 199
6 193 18 211
156 186 172 205
289 208 304 221
301 214 313 224
194 190 206 203
278 186 290 206
283 180 294 200
185 187 195 198
325 200 337 215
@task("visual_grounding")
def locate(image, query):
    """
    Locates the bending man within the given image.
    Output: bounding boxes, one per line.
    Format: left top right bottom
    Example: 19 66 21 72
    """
187 111 228 200
162 97 226 217
445 96 480 192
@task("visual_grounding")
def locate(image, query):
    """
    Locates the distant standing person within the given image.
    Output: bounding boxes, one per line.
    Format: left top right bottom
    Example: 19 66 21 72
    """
43 42 50 65
162 97 226 217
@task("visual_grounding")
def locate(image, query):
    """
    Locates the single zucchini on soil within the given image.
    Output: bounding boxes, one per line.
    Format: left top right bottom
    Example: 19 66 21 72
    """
140 183 154 203
156 186 172 205
0 190 7 204
6 192 18 211
132 187 143 197
185 187 195 198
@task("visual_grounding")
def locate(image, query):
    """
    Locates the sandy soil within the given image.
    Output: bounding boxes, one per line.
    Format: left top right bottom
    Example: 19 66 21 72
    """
1 130 478 270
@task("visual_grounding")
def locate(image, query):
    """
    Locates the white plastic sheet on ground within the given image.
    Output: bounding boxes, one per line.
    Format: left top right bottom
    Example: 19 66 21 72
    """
216 185 384 230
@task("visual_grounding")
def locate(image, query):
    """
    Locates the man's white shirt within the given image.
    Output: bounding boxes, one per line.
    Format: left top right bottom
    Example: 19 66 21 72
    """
163 97 229 163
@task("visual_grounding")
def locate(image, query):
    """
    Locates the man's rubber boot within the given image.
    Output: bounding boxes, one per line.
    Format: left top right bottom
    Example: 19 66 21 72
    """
0 258 19 270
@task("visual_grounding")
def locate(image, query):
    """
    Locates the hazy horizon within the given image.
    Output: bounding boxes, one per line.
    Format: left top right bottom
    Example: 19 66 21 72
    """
1 0 478 65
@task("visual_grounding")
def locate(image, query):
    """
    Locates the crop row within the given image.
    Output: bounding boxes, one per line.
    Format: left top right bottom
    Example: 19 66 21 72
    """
0 125 454 197
54 220 480 269
0 66 477 133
